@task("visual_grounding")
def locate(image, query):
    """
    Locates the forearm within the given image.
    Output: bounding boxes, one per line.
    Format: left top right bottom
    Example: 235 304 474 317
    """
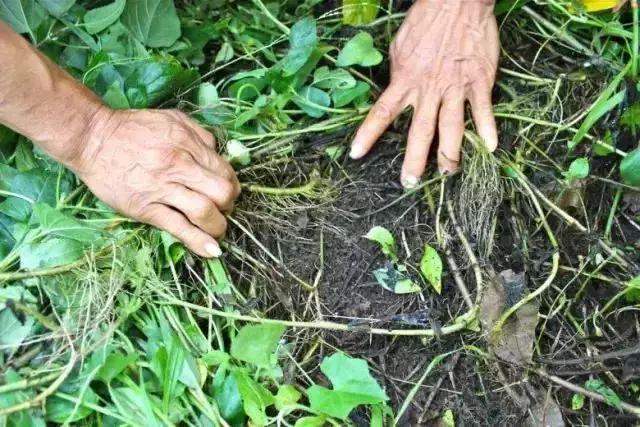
0 21 106 170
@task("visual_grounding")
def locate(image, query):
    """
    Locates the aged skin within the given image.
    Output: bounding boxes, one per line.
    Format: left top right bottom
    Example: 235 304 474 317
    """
0 21 239 258
350 0 499 187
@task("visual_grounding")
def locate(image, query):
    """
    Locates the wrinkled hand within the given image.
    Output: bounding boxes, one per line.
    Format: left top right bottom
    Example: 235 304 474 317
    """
72 108 240 257
350 0 499 187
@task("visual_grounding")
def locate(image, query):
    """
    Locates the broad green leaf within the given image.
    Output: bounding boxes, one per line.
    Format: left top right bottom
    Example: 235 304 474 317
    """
332 81 370 107
45 388 99 423
96 352 137 383
313 66 356 90
440 409 455 427
37 0 74 17
420 245 443 294
342 0 380 26
230 323 285 368
571 393 585 410
0 0 46 36
202 350 231 366
563 158 590 180
373 267 421 294
0 167 71 222
585 379 621 408
32 203 101 242
233 369 275 425
225 140 251 166
102 81 130 109
198 82 219 108
121 0 181 48
83 0 125 34
215 42 234 63
365 226 397 261
621 148 640 186
275 385 301 411
624 275 640 302
294 86 331 118
214 371 245 425
621 102 640 128
110 386 164 427
124 54 198 108
20 238 83 270
280 17 318 76
0 309 34 354
308 352 388 420
294 416 327 427
336 32 383 67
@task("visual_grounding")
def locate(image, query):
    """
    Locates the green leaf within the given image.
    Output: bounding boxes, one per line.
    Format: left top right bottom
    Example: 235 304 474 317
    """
150 334 187 411
0 167 71 222
45 388 99 423
124 54 198 107
198 82 219 108
121 0 181 48
440 409 455 427
621 102 640 128
585 379 621 409
280 17 318 76
225 139 251 166
294 416 327 427
83 0 125 34
308 352 388 420
37 0 75 17
110 385 164 427
32 203 101 242
294 86 331 118
332 81 370 107
563 158 590 180
624 275 640 303
0 0 46 36
569 65 627 150
102 81 130 109
342 0 380 26
0 308 34 354
230 323 285 368
313 66 356 90
373 266 421 294
215 42 234 63
336 32 383 67
420 245 443 294
214 371 245 425
202 350 231 366
571 393 585 410
275 385 301 411
621 148 640 186
96 352 137 383
365 226 397 261
233 369 275 425
20 238 84 270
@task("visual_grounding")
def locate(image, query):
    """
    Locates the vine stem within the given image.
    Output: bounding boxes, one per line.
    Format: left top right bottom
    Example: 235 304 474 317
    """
242 177 320 196
491 162 560 338
156 292 478 337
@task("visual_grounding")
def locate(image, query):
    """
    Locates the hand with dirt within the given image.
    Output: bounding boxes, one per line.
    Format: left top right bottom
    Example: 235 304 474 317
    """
72 108 241 258
349 0 499 187
0 21 240 257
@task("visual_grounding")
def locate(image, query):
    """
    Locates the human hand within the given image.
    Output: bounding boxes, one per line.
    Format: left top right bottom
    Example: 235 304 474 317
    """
350 0 499 187
69 108 240 257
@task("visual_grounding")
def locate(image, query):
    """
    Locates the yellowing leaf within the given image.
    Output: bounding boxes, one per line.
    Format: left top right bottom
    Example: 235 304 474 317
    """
582 0 619 12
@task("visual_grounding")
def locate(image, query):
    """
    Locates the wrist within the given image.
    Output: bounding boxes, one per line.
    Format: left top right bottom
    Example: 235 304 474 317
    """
61 103 115 175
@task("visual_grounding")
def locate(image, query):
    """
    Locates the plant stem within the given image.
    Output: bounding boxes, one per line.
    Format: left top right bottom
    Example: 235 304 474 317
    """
604 187 623 240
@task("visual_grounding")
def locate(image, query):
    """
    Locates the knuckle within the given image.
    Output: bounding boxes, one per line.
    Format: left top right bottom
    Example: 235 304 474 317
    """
166 148 194 168
371 101 394 121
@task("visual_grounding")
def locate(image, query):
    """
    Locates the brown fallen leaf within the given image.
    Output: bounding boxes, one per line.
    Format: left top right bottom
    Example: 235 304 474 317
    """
480 269 540 364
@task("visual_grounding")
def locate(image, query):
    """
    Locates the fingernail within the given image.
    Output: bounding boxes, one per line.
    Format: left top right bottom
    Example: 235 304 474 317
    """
349 144 365 159
401 176 419 189
205 242 222 257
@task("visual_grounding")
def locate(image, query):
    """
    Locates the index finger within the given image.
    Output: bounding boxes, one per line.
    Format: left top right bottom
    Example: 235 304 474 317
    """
350 84 407 159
